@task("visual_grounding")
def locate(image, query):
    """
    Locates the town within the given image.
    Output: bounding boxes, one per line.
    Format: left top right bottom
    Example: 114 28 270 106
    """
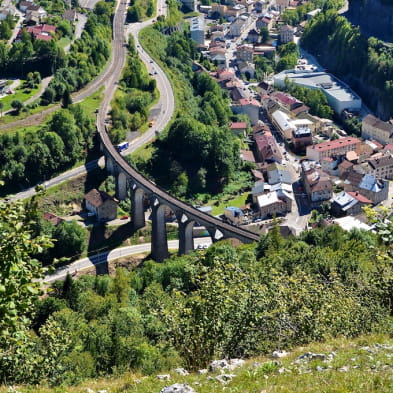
1 0 393 391
171 0 393 237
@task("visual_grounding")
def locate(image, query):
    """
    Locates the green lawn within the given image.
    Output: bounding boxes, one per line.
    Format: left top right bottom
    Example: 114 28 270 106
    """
57 36 71 49
209 192 250 216
77 87 104 119
0 82 41 112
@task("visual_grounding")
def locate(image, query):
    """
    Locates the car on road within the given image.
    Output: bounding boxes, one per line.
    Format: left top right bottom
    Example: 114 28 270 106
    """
120 215 129 220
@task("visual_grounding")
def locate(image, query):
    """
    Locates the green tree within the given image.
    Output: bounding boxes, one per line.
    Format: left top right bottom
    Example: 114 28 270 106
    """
0 195 52 346
62 88 73 108
260 27 270 43
52 221 86 260
11 99 23 114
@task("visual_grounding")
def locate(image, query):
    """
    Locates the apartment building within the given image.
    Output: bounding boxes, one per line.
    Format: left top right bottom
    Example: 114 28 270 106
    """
306 137 362 162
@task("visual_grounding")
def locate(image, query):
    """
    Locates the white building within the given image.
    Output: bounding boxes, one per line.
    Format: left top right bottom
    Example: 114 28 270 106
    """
274 71 362 115
271 109 313 141
190 17 205 45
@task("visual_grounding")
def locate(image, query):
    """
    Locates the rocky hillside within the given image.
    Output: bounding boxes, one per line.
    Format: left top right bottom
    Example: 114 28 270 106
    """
3 334 393 393
344 0 393 41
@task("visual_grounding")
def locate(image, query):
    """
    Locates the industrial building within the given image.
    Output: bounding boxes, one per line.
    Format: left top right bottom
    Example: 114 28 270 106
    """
273 71 362 115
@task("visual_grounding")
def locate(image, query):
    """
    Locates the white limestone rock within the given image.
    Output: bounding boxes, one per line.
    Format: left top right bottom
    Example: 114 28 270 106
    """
159 383 197 393
174 368 189 376
208 358 244 372
157 374 171 381
272 350 289 358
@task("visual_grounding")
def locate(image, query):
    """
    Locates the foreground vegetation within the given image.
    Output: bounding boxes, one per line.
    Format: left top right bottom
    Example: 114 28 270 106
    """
1 191 393 386
1 334 392 392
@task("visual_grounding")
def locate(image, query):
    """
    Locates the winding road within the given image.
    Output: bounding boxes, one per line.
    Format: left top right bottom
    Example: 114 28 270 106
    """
0 2 129 132
8 0 173 201
44 238 211 283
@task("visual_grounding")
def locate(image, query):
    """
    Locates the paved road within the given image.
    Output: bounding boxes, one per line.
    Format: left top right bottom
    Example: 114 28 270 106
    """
8 157 104 202
7 8 23 45
119 0 173 154
64 13 88 53
0 3 125 132
78 0 102 10
7 0 174 200
23 76 53 106
44 238 212 283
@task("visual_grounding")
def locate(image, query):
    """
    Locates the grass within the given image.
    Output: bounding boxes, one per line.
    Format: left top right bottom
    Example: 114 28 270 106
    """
130 143 154 164
0 82 41 112
57 36 71 49
209 192 250 216
1 87 104 137
0 102 56 130
77 87 104 119
3 334 393 392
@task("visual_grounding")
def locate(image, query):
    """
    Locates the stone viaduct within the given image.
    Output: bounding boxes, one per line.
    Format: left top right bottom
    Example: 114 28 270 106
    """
99 126 260 262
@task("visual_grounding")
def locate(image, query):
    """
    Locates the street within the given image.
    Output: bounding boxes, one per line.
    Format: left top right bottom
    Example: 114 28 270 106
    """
44 237 212 283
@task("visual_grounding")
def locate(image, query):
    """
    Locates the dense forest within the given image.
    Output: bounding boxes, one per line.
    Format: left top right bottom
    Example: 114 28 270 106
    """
301 9 393 119
1 196 392 386
139 26 247 196
42 1 112 104
344 0 393 41
0 105 95 192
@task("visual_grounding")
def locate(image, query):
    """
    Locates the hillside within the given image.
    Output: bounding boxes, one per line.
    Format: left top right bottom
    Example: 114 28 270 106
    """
344 0 393 41
3 334 393 393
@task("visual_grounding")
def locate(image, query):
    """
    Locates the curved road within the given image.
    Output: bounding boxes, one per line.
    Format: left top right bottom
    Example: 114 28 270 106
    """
44 238 211 283
8 0 173 201
0 1 125 132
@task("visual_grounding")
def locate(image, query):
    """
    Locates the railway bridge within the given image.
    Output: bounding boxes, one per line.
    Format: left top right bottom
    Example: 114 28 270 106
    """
99 128 260 262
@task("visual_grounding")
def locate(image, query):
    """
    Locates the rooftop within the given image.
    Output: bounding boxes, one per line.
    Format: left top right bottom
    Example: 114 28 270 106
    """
84 189 116 208
334 216 371 231
363 114 393 134
274 71 361 106
367 154 393 169
230 122 247 129
257 191 282 208
225 206 244 216
238 98 260 106
333 191 358 211
293 127 312 138
308 137 361 153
